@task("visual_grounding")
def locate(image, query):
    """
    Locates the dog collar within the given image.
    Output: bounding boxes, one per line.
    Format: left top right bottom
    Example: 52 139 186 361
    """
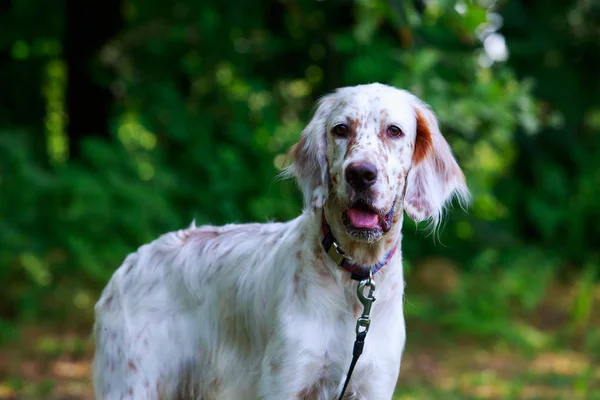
321 211 397 281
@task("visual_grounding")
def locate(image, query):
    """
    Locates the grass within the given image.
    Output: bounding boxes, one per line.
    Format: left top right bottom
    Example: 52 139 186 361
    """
0 326 597 400
395 339 600 399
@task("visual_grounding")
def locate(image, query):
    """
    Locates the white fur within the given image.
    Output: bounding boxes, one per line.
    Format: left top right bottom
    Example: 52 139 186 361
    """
92 83 468 399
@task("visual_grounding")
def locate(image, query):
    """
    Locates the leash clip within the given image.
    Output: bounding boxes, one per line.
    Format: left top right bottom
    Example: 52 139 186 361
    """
356 276 376 334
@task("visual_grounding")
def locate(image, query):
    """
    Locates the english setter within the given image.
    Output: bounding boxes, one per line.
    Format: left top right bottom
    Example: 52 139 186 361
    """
92 83 469 399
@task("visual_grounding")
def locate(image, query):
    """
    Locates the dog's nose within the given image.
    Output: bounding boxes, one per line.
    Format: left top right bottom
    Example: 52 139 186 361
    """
345 162 378 191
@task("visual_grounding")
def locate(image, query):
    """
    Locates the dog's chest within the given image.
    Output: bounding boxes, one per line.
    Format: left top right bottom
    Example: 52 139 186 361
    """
290 280 404 398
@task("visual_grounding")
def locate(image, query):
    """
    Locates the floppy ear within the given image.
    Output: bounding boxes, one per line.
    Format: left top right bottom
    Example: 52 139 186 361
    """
284 94 336 210
404 100 470 229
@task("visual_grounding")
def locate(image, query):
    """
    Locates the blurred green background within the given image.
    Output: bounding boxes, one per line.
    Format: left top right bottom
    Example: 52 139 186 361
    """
1 0 599 398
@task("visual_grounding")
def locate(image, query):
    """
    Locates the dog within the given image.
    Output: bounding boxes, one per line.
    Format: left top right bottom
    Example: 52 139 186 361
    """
92 83 469 399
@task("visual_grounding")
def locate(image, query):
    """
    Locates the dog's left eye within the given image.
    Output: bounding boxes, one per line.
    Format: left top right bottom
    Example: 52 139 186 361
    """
387 125 403 138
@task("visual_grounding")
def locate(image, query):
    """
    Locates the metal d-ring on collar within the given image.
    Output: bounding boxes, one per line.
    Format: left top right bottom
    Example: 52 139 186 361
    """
327 240 352 265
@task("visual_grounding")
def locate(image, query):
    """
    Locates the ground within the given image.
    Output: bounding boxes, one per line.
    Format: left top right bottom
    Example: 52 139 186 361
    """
0 324 598 400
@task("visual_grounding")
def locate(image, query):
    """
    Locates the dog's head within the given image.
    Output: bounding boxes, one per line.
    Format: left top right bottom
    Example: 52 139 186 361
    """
287 83 469 243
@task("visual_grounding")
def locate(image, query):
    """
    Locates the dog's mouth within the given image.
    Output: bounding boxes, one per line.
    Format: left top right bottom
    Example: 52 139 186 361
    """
342 197 397 238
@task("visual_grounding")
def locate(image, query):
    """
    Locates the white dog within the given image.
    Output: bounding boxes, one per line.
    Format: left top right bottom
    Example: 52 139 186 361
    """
92 83 469 399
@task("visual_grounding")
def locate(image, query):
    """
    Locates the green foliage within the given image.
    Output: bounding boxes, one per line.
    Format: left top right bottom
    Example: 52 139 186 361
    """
2 2 600 399
0 0 598 344
404 247 558 346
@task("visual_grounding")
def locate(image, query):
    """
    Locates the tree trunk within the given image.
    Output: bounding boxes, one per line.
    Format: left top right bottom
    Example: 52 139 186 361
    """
64 0 122 159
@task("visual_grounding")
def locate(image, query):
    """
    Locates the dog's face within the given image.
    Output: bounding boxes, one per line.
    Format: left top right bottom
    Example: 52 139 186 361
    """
289 83 469 243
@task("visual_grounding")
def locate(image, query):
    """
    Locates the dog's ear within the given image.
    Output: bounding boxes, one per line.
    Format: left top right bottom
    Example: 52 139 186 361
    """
403 100 470 229
284 94 336 210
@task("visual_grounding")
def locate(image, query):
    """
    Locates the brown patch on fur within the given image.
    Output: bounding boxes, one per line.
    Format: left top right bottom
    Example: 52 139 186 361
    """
217 282 256 357
346 138 359 158
128 360 137 372
294 270 301 291
297 387 315 399
377 109 391 139
189 229 219 241
349 117 361 133
174 363 205 399
342 118 361 157
366 111 374 124
373 141 389 165
411 198 433 217
314 261 330 281
270 359 281 374
309 240 333 280
406 169 434 218
379 118 387 138
331 172 338 185
313 244 325 262
296 250 302 260
283 136 307 169
297 376 327 400
312 244 331 280
353 302 361 319
434 153 445 175
413 108 433 164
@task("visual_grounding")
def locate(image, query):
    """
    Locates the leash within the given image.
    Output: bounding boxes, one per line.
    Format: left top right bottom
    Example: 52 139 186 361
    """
320 211 394 399
338 274 376 400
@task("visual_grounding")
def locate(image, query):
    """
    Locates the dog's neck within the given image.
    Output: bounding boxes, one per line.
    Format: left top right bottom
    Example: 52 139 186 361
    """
320 204 403 269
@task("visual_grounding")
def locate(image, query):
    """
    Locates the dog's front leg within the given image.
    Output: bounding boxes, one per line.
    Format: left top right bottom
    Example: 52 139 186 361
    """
257 319 329 400
353 368 400 400
257 338 314 399
352 320 405 400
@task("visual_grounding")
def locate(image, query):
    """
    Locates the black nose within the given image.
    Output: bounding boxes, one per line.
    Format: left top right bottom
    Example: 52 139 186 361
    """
345 162 378 191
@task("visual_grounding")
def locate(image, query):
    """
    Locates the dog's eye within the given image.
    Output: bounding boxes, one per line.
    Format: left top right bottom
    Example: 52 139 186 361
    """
387 125 403 138
333 124 349 137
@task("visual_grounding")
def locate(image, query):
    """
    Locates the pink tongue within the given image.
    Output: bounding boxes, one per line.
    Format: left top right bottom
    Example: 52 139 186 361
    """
346 208 379 229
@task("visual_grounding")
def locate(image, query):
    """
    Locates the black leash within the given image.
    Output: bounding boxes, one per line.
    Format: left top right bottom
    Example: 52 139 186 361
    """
338 276 376 400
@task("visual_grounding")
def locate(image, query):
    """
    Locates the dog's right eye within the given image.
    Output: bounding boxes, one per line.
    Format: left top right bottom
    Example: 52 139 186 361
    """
333 124 349 137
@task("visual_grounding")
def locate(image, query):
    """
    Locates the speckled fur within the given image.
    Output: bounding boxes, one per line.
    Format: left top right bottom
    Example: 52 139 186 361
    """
92 83 469 399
